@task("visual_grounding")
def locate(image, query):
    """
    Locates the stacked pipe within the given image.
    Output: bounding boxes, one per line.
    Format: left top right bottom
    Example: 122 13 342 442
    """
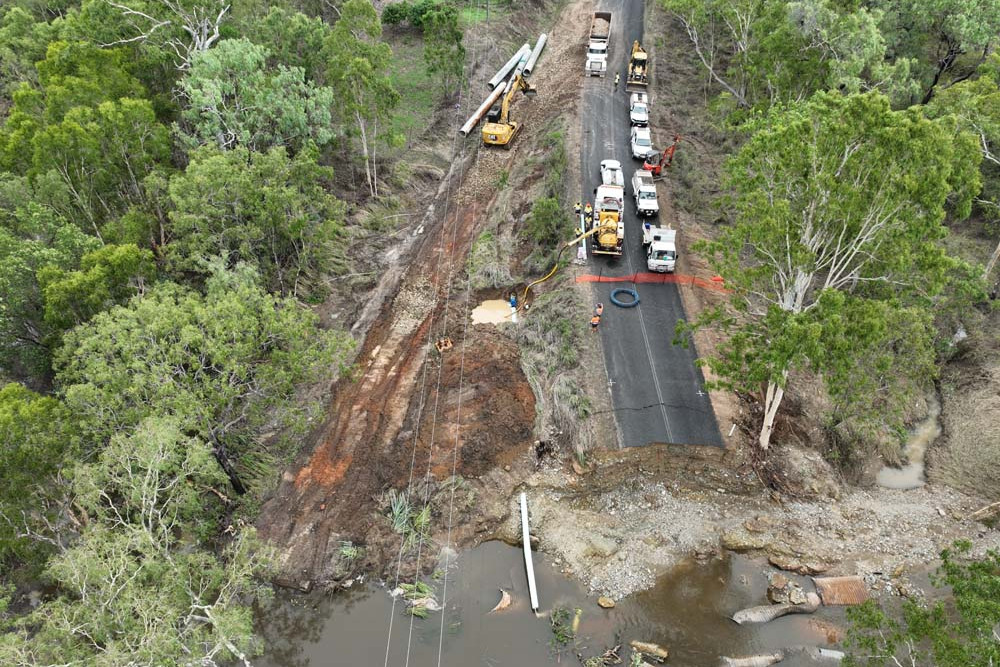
459 34 547 136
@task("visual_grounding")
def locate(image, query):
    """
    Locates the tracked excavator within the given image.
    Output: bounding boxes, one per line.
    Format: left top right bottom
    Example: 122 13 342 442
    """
482 74 536 148
642 134 681 178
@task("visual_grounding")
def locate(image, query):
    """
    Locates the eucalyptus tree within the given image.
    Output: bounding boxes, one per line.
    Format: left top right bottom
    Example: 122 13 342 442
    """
687 91 981 450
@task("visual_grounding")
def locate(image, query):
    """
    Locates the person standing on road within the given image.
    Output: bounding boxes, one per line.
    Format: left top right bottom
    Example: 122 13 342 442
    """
574 201 582 217
595 303 604 317
590 313 601 332
614 72 620 91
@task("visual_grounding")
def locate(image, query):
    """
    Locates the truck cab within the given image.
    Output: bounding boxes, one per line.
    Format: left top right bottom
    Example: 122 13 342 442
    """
600 159 625 187
629 92 649 126
642 224 676 273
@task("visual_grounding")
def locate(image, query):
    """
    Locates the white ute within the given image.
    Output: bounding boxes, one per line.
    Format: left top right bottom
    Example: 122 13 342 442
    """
630 126 653 159
629 92 649 126
630 169 658 217
600 159 625 187
642 223 677 273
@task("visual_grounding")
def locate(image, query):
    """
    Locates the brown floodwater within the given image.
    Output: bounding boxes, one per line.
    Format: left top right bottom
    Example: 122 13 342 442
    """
257 542 846 667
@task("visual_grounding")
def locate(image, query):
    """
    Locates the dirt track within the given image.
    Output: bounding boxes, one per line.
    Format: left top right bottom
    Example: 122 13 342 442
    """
256 0 591 587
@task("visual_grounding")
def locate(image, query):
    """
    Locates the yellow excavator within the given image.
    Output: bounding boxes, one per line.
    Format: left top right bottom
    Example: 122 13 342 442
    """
626 40 649 92
482 74 536 148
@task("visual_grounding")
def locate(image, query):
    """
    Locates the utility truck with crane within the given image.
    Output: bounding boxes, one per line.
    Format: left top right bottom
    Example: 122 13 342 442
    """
585 12 611 77
482 74 536 148
630 169 658 217
626 40 649 92
642 224 677 273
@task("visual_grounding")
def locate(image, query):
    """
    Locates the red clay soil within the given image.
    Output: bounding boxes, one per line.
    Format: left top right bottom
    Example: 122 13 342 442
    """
256 0 590 588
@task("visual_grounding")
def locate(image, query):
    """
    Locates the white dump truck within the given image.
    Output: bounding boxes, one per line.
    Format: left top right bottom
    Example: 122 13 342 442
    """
630 169 658 217
642 223 676 273
585 12 611 77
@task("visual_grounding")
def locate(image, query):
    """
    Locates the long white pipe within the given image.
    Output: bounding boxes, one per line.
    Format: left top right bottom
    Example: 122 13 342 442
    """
488 44 531 90
459 85 506 136
522 34 548 76
520 492 540 612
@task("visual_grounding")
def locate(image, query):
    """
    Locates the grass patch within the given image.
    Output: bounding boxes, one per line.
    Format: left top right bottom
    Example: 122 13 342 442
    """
515 289 582 374
467 229 513 289
549 606 577 645
387 34 437 147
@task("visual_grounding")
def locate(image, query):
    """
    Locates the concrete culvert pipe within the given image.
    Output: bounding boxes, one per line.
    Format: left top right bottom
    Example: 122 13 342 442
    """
610 288 639 307
522 34 547 76
488 44 530 90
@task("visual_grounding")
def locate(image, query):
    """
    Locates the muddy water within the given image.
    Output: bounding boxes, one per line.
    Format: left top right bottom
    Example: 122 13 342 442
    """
258 542 845 667
877 393 942 490
470 299 516 325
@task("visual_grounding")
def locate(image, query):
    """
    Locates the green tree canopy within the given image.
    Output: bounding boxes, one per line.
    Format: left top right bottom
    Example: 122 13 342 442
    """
0 417 273 666
0 383 79 564
165 146 346 296
324 0 400 196
0 189 99 378
687 91 982 450
423 5 464 98
846 542 1000 666
38 242 156 332
54 262 354 492
179 37 335 152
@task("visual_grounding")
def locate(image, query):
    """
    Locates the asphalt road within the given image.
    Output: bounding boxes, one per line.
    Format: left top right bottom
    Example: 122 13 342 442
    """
579 0 722 448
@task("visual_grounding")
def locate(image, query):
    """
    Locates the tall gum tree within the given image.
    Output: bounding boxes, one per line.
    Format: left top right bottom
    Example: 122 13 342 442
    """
692 91 981 450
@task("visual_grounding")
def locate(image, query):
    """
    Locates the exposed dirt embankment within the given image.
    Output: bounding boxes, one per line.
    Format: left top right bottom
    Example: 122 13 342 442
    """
256 0 591 588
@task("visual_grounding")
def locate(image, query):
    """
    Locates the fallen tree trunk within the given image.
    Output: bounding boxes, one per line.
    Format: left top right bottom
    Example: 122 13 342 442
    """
720 645 844 666
731 593 820 625
720 652 784 667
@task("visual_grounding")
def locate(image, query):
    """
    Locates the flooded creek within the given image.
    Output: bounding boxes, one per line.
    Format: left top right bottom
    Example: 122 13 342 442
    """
877 393 942 490
258 542 845 666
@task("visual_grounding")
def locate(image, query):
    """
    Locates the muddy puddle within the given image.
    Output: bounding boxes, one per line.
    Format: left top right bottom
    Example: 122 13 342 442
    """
257 542 846 666
471 299 516 325
877 393 942 490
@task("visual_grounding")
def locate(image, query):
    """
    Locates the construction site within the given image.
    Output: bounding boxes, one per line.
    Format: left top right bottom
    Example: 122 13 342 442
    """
254 0 1000 664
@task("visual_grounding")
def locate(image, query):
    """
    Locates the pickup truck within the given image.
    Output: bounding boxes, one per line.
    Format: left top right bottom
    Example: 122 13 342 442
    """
642 224 676 273
629 92 649 126
585 12 611 77
600 159 625 187
630 169 658 217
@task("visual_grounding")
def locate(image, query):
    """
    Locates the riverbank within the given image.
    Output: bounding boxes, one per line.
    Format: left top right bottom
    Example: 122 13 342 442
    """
493 442 1000 601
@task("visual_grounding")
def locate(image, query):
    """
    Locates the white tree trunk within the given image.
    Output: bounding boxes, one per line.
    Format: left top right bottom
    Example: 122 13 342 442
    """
356 110 374 198
758 371 787 451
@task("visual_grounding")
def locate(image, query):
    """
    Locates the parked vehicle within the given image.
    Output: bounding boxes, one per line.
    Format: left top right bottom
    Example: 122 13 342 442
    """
642 224 676 273
629 92 649 126
600 159 625 186
591 183 625 256
630 169 658 217
630 126 653 159
585 12 611 77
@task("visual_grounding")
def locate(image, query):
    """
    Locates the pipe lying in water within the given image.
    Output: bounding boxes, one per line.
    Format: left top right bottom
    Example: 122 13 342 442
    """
731 593 820 625
720 647 844 667
458 85 506 136
520 492 539 612
488 43 531 90
522 34 547 76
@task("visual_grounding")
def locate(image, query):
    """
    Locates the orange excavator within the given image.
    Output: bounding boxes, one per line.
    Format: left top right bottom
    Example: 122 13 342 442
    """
642 134 681 178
